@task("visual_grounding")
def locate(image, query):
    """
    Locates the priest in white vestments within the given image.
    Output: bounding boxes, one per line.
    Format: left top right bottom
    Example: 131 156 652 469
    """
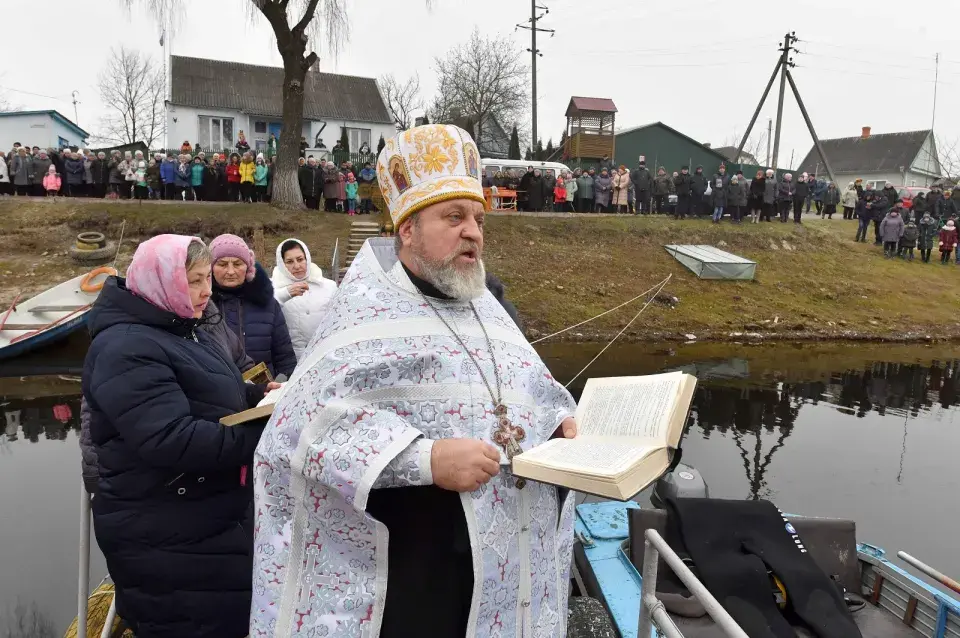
250 124 579 638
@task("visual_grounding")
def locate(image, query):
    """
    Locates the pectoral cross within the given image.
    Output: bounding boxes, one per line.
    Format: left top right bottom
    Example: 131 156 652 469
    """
491 404 527 489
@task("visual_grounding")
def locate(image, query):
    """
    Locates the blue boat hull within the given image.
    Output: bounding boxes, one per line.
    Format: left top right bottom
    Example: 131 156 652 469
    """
0 314 87 361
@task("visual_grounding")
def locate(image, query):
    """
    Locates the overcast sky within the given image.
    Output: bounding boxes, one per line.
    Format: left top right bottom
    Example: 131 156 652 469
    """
5 0 960 168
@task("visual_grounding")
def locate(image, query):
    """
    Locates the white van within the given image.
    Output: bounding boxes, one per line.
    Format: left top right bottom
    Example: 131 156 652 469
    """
481 158 572 180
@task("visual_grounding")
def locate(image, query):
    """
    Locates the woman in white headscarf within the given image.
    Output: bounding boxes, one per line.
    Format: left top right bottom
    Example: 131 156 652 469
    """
271 238 337 359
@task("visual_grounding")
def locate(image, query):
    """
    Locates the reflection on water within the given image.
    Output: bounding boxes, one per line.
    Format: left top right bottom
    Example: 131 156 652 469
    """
0 602 57 638
2 346 960 631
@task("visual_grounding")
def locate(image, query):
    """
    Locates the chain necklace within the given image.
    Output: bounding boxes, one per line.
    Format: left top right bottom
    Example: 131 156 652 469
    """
421 295 527 483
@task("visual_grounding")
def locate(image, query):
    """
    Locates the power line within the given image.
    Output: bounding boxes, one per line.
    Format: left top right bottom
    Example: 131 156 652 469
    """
577 43 770 59
793 64 959 86
0 86 71 103
799 51 935 72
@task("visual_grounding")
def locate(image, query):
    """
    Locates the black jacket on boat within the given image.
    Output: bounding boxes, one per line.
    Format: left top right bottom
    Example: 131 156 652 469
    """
82 276 264 638
212 263 297 378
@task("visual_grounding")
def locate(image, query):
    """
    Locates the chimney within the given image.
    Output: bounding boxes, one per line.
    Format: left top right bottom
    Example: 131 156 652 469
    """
450 107 462 121
861 126 871 139
703 142 711 148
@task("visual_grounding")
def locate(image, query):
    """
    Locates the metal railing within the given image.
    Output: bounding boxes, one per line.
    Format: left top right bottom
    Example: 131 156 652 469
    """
638 529 749 638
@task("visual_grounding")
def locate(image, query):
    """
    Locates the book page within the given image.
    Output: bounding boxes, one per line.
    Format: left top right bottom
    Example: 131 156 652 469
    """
517 438 654 477
575 373 683 443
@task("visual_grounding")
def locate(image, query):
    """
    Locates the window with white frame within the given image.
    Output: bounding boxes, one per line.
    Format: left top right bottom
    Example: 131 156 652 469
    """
198 116 235 151
345 127 371 152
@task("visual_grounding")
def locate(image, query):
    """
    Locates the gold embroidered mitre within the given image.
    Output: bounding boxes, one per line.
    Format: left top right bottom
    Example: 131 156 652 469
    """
376 124 486 227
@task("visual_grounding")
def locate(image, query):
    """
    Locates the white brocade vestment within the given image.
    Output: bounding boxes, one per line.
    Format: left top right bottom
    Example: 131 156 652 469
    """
250 238 578 638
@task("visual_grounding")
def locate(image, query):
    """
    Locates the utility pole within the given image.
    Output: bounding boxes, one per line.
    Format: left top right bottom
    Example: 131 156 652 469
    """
735 32 836 184
517 2 554 152
71 91 80 126
932 52 939 132
766 118 772 167
771 32 794 171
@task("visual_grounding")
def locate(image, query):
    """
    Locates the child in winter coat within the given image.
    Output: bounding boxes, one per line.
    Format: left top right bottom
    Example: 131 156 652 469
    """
175 155 191 200
134 161 148 200
254 155 269 203
553 179 567 211
344 172 358 215
918 211 937 263
146 159 161 198
711 177 727 223
42 164 60 196
822 182 841 219
899 219 919 260
239 153 255 203
938 219 958 264
225 155 241 202
565 172 578 213
190 157 205 201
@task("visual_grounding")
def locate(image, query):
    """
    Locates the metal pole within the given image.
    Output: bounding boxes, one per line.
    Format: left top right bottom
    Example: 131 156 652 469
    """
897 551 960 594
771 33 792 170
100 598 118 638
530 0 538 152
638 537 658 638
78 485 91 638
766 119 772 167
644 530 750 638
735 60 782 164
785 69 836 185
932 53 939 133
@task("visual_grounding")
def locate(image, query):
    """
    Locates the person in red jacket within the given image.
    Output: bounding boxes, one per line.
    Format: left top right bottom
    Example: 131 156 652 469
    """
939 219 958 264
225 153 241 202
553 178 567 212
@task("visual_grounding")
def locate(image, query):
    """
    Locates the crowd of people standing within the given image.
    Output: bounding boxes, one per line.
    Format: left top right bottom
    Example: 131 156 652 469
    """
1 140 379 213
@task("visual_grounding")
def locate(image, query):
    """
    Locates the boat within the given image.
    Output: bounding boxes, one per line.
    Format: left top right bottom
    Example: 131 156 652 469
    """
0 267 116 361
572 483 960 638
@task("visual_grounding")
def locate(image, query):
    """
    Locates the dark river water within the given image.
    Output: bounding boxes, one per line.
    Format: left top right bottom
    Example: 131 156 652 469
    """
1 336 959 634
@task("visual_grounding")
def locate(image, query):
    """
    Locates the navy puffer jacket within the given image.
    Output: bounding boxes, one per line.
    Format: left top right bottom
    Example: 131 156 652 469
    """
82 277 264 638
212 263 297 377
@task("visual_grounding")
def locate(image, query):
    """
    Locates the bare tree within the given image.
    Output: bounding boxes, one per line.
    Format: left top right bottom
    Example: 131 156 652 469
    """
935 134 960 183
95 46 165 148
378 73 423 131
723 128 768 166
432 28 528 155
127 0 357 209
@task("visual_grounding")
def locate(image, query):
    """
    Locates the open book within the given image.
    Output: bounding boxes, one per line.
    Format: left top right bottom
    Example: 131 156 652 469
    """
511 372 697 501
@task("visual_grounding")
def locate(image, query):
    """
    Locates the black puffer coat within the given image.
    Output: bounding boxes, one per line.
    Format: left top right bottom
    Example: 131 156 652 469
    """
79 300 257 494
82 277 265 638
212 263 297 378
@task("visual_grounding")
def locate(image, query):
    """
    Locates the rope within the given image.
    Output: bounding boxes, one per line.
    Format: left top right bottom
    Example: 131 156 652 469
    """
565 274 673 388
112 220 126 268
531 274 673 345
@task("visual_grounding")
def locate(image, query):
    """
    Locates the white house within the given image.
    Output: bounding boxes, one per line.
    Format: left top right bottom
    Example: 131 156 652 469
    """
166 56 395 156
796 127 942 189
0 110 90 151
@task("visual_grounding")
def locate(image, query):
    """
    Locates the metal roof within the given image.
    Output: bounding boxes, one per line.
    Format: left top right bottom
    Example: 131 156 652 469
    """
0 109 90 138
169 56 392 124
566 97 618 116
796 130 932 175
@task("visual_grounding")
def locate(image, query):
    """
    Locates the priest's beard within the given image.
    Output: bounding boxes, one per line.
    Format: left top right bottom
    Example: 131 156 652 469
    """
411 237 487 301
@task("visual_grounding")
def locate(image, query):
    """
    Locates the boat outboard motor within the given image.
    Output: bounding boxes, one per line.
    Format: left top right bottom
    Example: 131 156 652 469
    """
651 463 707 509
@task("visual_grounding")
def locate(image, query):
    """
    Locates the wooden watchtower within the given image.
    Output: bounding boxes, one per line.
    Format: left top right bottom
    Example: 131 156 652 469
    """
563 97 618 164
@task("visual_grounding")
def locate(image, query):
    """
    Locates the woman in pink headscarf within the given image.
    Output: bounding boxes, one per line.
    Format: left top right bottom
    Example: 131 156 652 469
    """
81 234 269 638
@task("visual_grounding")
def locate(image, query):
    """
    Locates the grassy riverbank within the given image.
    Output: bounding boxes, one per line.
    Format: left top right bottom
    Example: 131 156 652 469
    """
0 198 957 343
